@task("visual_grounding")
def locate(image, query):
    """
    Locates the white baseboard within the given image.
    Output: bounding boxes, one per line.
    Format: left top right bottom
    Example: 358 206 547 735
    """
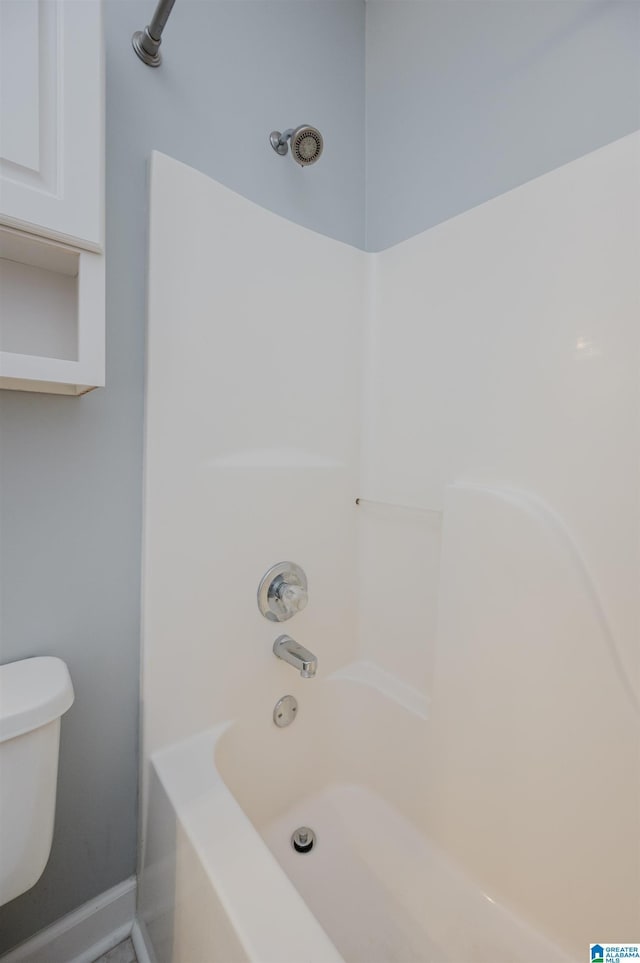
0 877 136 963
131 918 156 963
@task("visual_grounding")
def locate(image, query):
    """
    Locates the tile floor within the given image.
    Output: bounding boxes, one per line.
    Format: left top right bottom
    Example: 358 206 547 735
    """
92 937 137 963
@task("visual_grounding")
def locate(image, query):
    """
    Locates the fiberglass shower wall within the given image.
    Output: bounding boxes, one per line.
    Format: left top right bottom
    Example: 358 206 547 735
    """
141 151 365 761
358 133 640 952
142 136 640 961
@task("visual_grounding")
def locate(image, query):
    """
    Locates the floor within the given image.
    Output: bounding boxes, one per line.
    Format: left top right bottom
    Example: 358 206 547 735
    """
92 938 137 963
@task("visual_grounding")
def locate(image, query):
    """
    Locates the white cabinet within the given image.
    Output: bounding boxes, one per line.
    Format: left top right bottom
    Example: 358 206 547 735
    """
0 0 105 395
0 0 104 250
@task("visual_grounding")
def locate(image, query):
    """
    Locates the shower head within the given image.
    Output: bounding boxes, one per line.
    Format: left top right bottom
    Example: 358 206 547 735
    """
269 126 324 167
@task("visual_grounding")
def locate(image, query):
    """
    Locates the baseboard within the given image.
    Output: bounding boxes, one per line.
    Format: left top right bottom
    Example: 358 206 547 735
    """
0 877 136 963
131 918 156 963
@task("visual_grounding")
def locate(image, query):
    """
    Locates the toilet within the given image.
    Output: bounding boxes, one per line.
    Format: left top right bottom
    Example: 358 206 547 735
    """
0 657 74 907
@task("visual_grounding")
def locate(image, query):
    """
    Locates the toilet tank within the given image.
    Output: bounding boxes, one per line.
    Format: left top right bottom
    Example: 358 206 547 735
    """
0 657 74 907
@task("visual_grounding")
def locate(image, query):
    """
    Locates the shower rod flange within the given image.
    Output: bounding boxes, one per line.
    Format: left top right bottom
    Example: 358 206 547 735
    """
132 0 177 67
132 28 162 67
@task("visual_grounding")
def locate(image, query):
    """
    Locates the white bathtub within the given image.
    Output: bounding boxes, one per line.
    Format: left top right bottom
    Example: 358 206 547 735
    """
139 671 576 963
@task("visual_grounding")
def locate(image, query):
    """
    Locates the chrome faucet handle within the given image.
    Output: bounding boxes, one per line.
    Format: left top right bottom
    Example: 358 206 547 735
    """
257 562 308 622
275 580 308 616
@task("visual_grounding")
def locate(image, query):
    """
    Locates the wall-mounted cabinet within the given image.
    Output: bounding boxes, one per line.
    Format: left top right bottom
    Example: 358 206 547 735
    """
0 0 105 395
0 0 103 249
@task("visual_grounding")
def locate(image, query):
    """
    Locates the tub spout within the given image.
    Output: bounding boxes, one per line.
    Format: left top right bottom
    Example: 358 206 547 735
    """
273 635 317 678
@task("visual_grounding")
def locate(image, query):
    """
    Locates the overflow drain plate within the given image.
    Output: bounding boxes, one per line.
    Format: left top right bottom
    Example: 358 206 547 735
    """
291 826 316 853
273 694 298 727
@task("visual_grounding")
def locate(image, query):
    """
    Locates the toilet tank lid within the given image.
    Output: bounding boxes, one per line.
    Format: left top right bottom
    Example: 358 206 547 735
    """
0 657 74 743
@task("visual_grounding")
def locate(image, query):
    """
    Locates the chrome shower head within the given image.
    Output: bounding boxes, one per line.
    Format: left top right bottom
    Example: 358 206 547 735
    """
269 125 324 167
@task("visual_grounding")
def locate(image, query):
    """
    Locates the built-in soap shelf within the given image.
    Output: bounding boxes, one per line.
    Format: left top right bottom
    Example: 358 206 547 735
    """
210 448 341 469
0 226 105 396
356 497 442 518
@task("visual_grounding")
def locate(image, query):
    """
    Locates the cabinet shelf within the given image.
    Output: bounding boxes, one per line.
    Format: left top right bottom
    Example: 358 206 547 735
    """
0 226 104 395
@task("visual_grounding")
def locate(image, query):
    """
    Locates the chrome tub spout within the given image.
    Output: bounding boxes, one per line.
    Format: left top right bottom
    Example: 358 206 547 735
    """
273 635 317 678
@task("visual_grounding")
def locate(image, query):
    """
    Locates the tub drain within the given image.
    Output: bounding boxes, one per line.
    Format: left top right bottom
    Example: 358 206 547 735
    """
291 826 316 853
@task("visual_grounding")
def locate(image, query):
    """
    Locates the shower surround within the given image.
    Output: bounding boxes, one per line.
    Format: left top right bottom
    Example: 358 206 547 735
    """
139 136 639 962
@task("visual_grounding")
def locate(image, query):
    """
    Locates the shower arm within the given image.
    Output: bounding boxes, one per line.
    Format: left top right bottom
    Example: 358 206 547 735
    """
132 0 177 68
269 129 295 155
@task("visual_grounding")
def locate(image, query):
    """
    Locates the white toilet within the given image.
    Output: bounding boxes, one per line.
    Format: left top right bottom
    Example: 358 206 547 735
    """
0 657 74 907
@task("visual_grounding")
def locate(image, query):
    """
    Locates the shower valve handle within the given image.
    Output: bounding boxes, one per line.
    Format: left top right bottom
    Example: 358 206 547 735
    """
275 581 308 615
257 562 309 622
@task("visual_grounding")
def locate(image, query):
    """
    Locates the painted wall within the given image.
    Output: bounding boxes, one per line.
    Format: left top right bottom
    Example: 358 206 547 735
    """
0 1 364 952
365 0 640 250
360 132 640 954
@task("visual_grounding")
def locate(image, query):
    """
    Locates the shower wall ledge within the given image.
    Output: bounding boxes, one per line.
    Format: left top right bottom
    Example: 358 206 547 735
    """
452 481 640 715
329 660 429 719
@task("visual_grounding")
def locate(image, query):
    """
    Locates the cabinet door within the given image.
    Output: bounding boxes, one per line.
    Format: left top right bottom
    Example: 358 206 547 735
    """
0 0 103 252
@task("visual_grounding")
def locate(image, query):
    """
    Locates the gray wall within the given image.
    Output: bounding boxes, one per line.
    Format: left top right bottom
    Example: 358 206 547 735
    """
365 0 640 250
0 1 364 952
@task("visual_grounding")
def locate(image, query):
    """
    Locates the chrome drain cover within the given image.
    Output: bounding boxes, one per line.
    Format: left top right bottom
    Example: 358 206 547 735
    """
291 826 316 853
273 694 298 727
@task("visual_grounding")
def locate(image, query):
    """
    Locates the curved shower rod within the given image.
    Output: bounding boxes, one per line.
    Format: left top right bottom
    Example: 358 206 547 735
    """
132 0 177 67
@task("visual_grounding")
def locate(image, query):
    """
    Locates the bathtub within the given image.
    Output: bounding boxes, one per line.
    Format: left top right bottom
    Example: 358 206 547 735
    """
139 669 576 963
